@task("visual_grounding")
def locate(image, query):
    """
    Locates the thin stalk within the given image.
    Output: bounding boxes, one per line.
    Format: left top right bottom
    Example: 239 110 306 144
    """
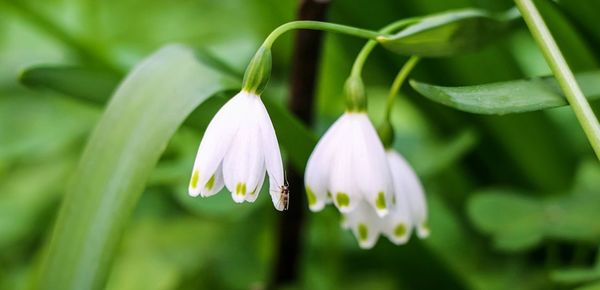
515 0 600 159
350 18 420 77
262 21 385 48
384 56 420 122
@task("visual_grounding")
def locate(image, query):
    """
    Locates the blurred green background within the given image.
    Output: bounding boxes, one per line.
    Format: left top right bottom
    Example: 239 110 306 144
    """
1 0 600 289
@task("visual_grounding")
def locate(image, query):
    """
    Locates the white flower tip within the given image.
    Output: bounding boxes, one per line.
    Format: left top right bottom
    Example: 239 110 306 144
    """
355 223 378 250
188 169 201 197
188 189 200 197
305 186 326 212
332 192 357 213
417 222 430 239
386 223 411 245
230 182 248 203
371 191 390 218
244 190 259 202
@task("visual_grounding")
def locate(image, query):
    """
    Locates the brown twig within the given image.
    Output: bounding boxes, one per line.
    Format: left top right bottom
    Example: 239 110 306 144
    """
268 0 330 289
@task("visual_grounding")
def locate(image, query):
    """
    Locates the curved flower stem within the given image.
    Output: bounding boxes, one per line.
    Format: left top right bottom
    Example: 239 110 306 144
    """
262 21 385 48
384 56 421 122
515 0 600 159
350 18 420 78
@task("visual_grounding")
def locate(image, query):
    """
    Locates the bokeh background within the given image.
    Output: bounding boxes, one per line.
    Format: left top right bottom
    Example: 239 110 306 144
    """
1 0 600 289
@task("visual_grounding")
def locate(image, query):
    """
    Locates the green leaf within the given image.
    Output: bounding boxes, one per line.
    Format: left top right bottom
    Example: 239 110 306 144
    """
378 8 519 57
19 66 122 104
469 164 600 251
467 190 545 251
410 71 600 114
34 44 237 290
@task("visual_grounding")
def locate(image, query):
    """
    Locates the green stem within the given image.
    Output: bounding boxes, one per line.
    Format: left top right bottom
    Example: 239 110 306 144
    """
384 56 421 121
262 21 385 48
350 18 420 77
515 0 600 159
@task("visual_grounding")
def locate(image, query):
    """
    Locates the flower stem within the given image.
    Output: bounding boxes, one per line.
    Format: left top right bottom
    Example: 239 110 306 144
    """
350 18 420 78
515 0 600 159
384 56 421 122
262 21 385 48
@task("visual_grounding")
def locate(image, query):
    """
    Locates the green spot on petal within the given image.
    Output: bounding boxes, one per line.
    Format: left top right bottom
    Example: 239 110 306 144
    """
394 224 407 237
376 192 386 209
306 187 317 206
205 174 215 190
190 169 199 189
236 182 246 195
336 192 350 207
358 223 368 241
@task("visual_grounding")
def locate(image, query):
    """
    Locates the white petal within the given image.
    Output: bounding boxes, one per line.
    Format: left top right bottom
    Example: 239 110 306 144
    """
199 163 225 197
328 114 359 213
343 201 383 249
188 91 246 196
254 96 286 210
382 152 414 244
351 113 393 217
387 150 429 238
304 115 347 211
222 94 263 203
245 163 266 203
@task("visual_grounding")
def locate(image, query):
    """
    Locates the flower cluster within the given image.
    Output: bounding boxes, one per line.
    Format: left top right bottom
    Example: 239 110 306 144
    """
188 41 429 249
305 112 429 248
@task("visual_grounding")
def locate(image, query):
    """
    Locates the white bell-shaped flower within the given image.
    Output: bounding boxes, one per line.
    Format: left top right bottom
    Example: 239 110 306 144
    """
386 149 429 238
342 149 429 249
304 112 393 217
188 91 286 211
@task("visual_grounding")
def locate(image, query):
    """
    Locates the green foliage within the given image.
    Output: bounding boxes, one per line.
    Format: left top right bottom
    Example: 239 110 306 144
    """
468 161 600 252
34 45 237 290
379 8 519 57
2 0 600 289
19 65 317 172
410 71 600 114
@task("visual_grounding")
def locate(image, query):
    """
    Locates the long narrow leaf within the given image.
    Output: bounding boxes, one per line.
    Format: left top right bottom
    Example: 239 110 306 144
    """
34 44 237 290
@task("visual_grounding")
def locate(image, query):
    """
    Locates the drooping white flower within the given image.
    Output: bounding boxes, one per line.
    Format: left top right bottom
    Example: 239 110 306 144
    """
342 149 429 249
386 149 429 238
304 112 393 217
188 91 286 211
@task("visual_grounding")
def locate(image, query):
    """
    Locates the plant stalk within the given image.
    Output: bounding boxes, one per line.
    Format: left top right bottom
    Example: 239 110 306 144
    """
515 0 600 159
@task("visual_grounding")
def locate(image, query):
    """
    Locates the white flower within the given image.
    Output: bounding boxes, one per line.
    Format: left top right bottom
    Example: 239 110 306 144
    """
188 91 286 211
304 112 393 217
386 149 429 239
342 149 429 249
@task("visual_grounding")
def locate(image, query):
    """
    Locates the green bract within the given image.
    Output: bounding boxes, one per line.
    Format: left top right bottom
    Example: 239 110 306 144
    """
241 46 272 95
410 71 600 115
344 75 367 112
377 8 519 57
